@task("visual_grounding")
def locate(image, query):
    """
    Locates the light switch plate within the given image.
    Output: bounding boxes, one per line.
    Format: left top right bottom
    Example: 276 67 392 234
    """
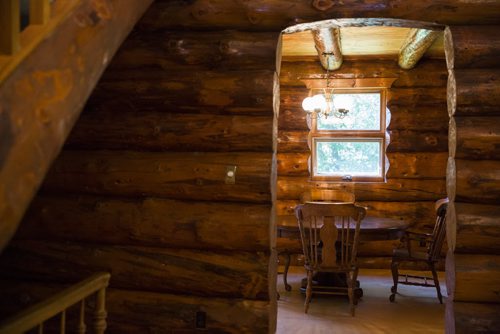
225 165 237 184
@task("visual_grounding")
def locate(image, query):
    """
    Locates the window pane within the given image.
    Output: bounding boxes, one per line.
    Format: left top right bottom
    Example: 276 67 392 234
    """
316 140 381 176
317 93 380 131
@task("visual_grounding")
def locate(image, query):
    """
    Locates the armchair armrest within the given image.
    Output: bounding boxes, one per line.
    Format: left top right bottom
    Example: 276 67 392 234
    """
400 231 433 256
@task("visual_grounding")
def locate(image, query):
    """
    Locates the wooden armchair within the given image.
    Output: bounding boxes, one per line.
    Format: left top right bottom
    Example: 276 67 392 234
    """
389 198 449 303
296 202 366 315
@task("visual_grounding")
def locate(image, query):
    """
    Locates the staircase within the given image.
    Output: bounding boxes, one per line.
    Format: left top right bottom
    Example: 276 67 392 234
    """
0 0 153 253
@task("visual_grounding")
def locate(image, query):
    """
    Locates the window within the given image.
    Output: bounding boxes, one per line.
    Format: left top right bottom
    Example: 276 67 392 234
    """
310 89 387 182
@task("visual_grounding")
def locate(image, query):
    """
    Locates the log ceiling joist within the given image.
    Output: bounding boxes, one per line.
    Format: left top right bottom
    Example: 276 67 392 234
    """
398 28 440 70
311 27 342 71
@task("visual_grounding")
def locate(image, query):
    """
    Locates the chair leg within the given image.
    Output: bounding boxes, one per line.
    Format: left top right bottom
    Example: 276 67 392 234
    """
430 263 443 304
283 252 292 291
390 259 399 302
347 273 355 316
304 270 313 313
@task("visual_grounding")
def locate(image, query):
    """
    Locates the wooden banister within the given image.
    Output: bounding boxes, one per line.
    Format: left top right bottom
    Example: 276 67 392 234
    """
0 0 20 55
0 272 110 334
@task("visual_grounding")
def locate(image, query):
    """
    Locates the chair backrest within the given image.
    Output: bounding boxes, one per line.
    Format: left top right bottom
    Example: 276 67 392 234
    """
428 198 449 261
300 189 355 204
295 203 366 270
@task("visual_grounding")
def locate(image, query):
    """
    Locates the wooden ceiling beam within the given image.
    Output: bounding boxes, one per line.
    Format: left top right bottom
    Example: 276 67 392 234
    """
398 28 440 69
311 27 342 71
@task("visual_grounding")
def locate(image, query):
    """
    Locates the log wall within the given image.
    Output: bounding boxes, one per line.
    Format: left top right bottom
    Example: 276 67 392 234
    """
1 1 499 333
0 5 280 333
277 59 448 267
445 25 500 334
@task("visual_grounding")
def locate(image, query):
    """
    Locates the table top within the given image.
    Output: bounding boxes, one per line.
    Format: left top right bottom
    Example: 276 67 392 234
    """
278 216 409 242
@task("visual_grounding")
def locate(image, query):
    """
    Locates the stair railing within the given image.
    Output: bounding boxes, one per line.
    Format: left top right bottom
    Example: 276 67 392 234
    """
0 272 111 334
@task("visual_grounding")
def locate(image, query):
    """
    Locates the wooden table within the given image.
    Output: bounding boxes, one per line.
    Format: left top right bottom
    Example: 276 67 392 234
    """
277 216 410 295
277 216 410 242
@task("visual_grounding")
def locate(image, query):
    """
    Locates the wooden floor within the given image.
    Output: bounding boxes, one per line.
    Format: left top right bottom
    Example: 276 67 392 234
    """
277 266 445 334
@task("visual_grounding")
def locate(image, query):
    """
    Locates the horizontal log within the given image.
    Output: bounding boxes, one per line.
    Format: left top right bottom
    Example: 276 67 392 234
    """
444 26 500 69
446 252 500 303
387 130 448 153
277 177 446 201
0 0 154 253
447 159 500 204
278 108 309 131
17 195 271 252
0 241 270 300
386 152 447 179
448 69 500 117
109 288 272 333
447 202 500 255
387 87 447 106
277 152 447 179
449 116 500 160
387 104 449 131
280 59 447 88
0 281 271 333
279 86 309 107
280 100 449 133
278 129 448 153
42 151 272 203
65 111 273 152
89 69 275 115
446 300 500 334
106 30 279 71
276 152 309 176
277 130 309 153
138 2 500 31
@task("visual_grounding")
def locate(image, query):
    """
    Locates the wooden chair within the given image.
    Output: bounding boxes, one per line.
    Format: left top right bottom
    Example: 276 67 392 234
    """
277 189 356 293
389 198 449 304
296 202 366 315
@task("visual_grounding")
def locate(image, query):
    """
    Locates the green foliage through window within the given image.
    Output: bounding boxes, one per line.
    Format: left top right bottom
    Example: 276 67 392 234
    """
316 140 381 176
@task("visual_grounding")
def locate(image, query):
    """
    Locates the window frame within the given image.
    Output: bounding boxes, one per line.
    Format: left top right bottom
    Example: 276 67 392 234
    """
309 88 387 183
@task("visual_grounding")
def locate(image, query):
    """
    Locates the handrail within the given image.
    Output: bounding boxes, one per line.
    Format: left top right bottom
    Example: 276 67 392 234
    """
0 272 111 334
0 0 81 84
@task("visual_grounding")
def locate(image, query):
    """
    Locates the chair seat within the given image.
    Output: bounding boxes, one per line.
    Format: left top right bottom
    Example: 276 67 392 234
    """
393 248 430 261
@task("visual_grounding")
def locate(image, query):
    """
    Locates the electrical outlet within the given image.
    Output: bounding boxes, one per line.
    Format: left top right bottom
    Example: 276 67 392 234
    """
195 311 206 329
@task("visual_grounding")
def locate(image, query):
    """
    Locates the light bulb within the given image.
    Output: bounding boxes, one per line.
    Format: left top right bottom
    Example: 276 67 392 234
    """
302 96 315 111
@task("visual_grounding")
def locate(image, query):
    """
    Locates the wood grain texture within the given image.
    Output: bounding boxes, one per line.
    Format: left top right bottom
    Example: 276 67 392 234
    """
277 177 446 201
450 159 500 204
65 111 273 152
276 152 447 179
137 1 500 31
41 151 272 203
445 253 500 303
445 300 500 334
280 59 447 88
444 25 500 70
0 240 270 300
17 195 271 252
448 202 500 255
106 30 280 71
387 104 449 131
0 281 271 334
89 69 275 116
398 29 440 70
447 69 500 117
387 87 447 106
450 116 500 160
0 0 154 253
